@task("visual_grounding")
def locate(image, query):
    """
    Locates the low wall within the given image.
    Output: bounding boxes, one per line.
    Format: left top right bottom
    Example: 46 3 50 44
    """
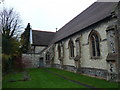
22 54 40 68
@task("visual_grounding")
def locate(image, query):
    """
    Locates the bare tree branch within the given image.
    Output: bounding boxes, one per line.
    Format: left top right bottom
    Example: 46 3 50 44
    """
0 8 23 38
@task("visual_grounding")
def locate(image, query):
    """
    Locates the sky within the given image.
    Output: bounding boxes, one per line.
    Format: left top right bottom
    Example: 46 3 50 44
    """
0 0 98 32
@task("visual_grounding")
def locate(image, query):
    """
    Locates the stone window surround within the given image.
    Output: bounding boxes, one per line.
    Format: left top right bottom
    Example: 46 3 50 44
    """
57 43 64 60
89 30 101 59
68 39 75 59
45 52 50 61
58 44 61 59
75 37 81 56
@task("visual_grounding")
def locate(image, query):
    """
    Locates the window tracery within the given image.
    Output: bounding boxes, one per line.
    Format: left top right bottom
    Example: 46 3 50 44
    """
89 30 101 58
68 39 74 58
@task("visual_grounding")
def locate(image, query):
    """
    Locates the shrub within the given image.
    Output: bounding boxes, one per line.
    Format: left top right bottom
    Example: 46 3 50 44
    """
2 54 12 73
14 57 32 72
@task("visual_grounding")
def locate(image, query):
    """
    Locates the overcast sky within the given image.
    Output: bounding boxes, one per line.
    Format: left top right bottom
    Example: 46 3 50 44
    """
1 0 98 32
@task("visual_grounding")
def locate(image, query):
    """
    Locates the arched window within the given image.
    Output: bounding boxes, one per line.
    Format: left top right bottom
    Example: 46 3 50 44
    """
58 43 64 59
89 31 101 58
75 38 81 56
68 39 74 58
46 52 50 60
58 44 61 58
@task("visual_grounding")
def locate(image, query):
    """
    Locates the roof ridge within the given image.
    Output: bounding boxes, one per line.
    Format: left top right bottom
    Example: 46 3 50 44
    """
32 29 55 33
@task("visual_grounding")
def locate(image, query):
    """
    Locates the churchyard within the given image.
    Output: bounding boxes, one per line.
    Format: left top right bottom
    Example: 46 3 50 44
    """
2 68 119 88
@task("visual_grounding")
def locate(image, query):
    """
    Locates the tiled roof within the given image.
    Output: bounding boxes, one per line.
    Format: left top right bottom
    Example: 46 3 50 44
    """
52 2 118 43
32 30 55 46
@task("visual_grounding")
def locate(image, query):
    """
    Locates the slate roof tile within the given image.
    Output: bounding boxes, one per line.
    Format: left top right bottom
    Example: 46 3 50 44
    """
32 30 55 46
53 2 118 43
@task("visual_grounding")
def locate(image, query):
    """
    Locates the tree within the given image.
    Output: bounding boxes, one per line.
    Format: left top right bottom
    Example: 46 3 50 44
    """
2 37 21 73
21 23 31 53
0 8 22 39
1 8 23 73
0 8 22 54
2 37 20 55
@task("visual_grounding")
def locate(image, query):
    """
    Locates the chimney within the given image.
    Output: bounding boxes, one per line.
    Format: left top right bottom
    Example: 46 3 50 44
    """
56 28 58 32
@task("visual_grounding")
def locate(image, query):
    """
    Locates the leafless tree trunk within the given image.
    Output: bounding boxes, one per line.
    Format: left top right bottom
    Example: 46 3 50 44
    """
0 8 22 38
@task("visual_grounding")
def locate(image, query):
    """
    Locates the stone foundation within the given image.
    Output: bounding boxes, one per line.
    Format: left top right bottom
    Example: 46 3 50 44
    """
45 64 51 68
52 64 61 69
107 73 118 82
78 67 107 79
63 65 76 72
53 64 108 80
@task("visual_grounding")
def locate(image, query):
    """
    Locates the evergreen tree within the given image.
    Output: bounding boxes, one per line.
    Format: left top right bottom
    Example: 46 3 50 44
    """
21 23 31 53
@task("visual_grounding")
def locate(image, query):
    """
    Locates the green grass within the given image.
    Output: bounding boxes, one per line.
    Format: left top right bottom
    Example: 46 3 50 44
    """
2 68 85 88
45 68 119 88
3 68 119 88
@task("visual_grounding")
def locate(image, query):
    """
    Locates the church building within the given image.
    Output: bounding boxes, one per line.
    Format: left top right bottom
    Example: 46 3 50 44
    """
22 2 120 82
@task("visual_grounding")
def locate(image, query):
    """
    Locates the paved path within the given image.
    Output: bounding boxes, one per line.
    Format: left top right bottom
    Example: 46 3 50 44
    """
42 68 97 89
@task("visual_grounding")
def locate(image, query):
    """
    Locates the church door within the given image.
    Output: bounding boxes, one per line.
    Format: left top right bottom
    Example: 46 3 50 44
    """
39 57 44 67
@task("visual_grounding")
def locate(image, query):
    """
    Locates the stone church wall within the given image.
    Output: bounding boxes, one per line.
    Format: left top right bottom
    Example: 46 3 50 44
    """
34 46 46 53
52 17 117 79
54 44 60 65
22 46 46 68
31 46 46 54
22 54 40 68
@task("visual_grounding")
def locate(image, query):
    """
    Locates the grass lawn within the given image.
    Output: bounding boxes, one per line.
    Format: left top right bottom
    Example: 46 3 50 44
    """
45 68 119 88
2 68 85 88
